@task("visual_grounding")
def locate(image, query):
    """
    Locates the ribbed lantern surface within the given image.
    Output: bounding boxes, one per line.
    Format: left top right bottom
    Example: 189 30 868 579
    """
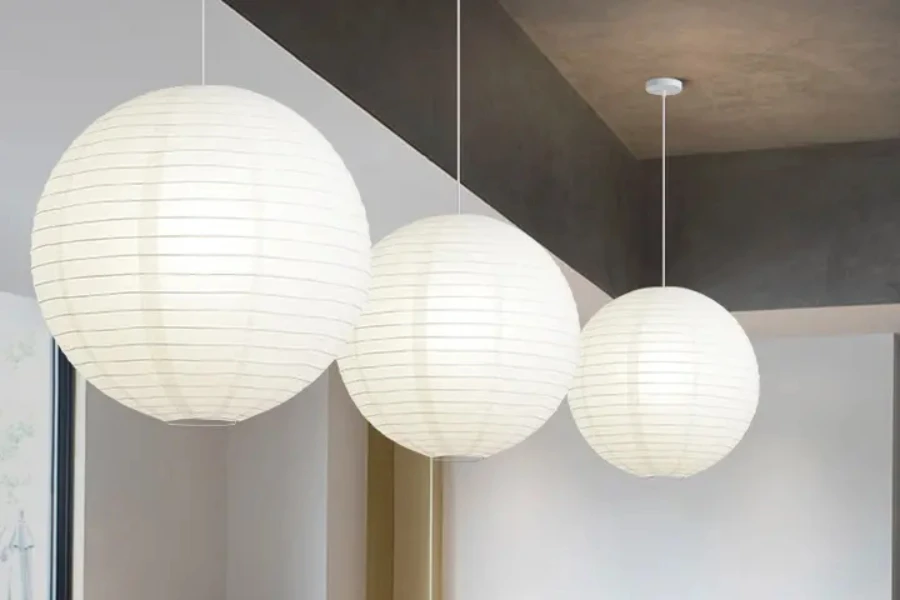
31 85 371 423
338 214 580 458
569 286 759 477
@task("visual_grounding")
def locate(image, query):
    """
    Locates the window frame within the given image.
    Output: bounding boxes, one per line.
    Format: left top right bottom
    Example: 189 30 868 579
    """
50 346 75 600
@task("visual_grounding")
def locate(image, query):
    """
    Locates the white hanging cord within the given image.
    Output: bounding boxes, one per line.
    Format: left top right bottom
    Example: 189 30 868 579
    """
427 3 460 593
201 0 207 85
646 77 681 286
428 455 435 600
661 91 667 287
456 0 462 215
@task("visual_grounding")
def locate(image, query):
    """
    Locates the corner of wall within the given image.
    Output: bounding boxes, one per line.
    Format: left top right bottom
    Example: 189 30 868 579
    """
325 367 368 600
224 375 330 600
72 373 87 600
82 386 229 600
893 334 899 599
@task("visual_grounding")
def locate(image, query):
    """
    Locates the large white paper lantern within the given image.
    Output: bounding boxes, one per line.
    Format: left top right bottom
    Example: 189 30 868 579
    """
569 286 759 478
31 85 371 423
338 214 580 458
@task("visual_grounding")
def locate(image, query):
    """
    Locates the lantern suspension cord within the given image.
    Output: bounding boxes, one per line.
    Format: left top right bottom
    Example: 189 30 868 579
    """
428 455 435 600
661 91 667 287
201 0 207 85
455 0 462 215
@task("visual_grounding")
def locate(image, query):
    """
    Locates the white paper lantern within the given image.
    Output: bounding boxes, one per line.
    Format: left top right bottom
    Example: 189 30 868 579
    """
338 214 580 458
31 85 371 423
569 286 759 478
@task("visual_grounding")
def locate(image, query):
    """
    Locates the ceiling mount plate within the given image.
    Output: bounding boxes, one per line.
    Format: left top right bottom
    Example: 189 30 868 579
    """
646 77 684 96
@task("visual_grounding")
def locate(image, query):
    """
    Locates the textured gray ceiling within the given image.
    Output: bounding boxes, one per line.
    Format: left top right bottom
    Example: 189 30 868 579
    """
499 0 900 157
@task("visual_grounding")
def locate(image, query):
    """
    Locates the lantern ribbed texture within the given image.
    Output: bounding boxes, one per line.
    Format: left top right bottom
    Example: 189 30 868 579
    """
569 286 759 478
337 214 580 459
31 85 371 423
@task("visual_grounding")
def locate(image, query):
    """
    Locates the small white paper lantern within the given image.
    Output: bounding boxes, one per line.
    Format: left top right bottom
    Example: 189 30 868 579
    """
569 286 759 478
338 214 580 459
31 85 371 423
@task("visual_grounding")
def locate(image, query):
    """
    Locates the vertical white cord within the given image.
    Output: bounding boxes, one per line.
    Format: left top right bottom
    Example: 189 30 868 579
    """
456 0 462 215
201 0 207 85
661 92 667 287
428 456 435 600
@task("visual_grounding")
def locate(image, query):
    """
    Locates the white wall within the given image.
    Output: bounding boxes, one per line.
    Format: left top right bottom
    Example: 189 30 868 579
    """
82 388 228 600
226 376 329 600
224 370 366 600
444 334 893 600
80 364 339 600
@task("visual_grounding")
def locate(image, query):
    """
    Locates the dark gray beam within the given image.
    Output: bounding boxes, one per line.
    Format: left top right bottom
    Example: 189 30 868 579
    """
460 0 642 294
222 0 643 295
222 0 900 310
641 139 900 310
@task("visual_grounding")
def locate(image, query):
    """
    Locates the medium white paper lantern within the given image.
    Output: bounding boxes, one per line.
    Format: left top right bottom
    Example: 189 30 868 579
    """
338 214 580 459
31 85 371 423
569 286 759 478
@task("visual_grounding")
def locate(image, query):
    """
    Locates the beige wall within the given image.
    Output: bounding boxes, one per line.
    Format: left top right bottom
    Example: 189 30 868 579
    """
366 429 395 600
367 429 443 600
82 387 228 600
393 447 442 600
